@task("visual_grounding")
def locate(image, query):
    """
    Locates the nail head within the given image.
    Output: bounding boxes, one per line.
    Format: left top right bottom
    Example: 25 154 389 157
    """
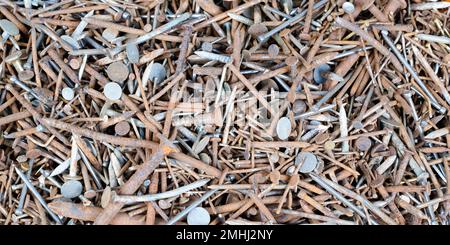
143 179 151 187
248 23 268 37
355 136 372 151
143 24 152 32
293 100 307 114
295 152 318 173
126 44 139 64
146 62 167 84
269 153 279 163
0 19 19 36
276 117 291 140
158 199 171 209
5 50 23 63
69 57 81 70
84 190 97 199
61 180 83 199
115 121 130 136
187 207 210 225
102 28 119 42
324 140 335 151
104 82 123 100
268 44 280 57
62 87 75 101
342 2 355 14
18 70 35 81
107 62 129 83
16 155 27 163
313 64 331 84
286 56 299 66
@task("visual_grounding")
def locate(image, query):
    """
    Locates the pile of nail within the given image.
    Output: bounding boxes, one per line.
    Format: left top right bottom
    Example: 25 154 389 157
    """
0 0 449 225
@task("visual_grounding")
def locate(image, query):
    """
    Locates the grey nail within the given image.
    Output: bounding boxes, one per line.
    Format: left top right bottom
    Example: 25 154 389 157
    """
15 167 62 224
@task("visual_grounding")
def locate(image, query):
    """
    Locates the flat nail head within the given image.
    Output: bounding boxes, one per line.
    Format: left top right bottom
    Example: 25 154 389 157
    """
342 2 355 14
248 23 268 37
324 140 335 151
276 117 292 140
5 50 23 63
107 62 129 83
293 100 307 114
268 44 280 58
104 82 123 100
269 153 280 163
18 70 35 81
143 24 152 32
84 190 97 199
158 199 171 210
0 19 19 36
114 121 130 136
126 44 139 64
285 56 299 66
69 58 81 70
16 155 27 163
143 179 151 187
61 180 83 199
146 63 167 84
295 152 318 173
313 64 331 84
187 207 210 225
62 87 75 101
102 28 119 42
355 136 372 151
